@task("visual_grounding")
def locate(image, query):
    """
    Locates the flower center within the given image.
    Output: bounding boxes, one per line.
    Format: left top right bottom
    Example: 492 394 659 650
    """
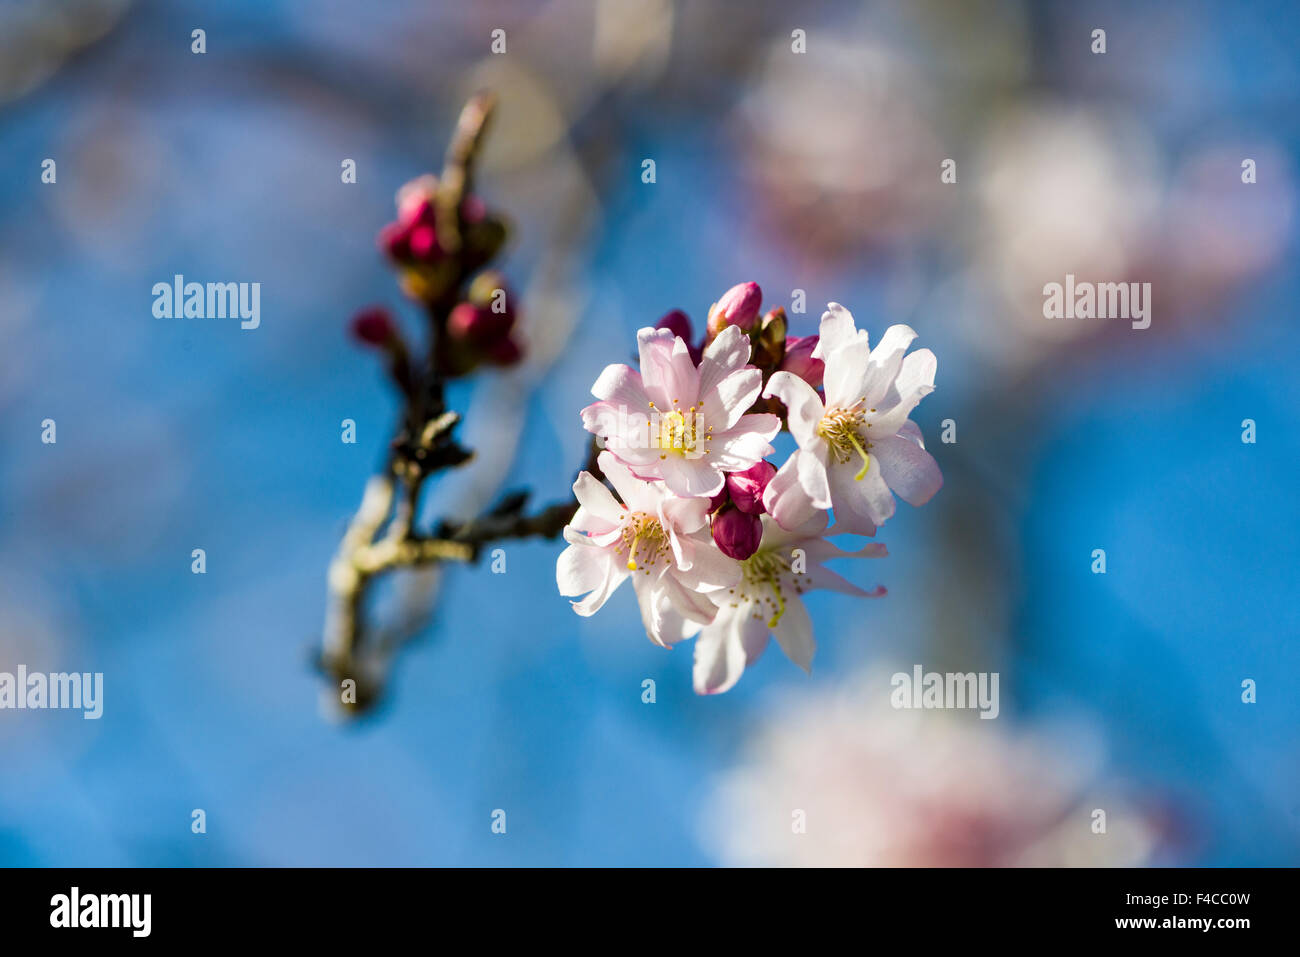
658 409 696 455
621 511 668 572
741 549 791 628
818 405 872 480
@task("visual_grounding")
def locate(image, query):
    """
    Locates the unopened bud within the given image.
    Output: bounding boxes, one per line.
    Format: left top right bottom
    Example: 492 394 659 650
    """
448 302 512 345
726 461 776 515
707 281 762 337
780 335 825 389
350 306 396 347
711 507 763 560
655 309 693 344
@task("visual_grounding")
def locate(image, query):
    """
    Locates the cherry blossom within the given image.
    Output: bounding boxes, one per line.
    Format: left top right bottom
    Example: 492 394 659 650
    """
693 511 886 694
556 452 740 647
581 325 780 498
763 303 942 535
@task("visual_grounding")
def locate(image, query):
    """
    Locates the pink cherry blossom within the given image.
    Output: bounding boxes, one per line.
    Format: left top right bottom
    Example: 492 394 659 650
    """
556 452 740 647
581 325 780 498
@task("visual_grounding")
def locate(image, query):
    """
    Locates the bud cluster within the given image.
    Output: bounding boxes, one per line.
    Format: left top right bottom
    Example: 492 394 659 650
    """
350 172 522 382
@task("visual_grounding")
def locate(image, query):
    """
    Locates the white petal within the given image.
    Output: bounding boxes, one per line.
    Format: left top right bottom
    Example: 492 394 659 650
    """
770 596 815 673
597 450 657 510
826 457 890 534
801 562 886 598
872 349 937 436
862 324 919 408
821 333 871 409
659 454 725 498
692 605 769 695
558 544 628 616
698 325 751 396
709 414 779 472
813 302 861 359
572 471 624 526
872 433 943 506
796 441 833 509
677 532 743 590
590 362 650 408
633 571 711 646
763 452 819 531
700 367 762 432
763 371 824 449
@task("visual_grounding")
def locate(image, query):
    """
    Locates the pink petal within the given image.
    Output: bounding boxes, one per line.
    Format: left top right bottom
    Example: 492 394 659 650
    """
638 326 699 409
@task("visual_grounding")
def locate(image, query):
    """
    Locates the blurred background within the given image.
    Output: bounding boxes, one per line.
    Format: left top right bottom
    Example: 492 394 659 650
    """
1 0 1297 866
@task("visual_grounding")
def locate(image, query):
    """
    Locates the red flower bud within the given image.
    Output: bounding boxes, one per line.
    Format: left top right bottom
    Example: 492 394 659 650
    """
487 335 524 366
378 222 411 259
655 309 693 343
350 306 396 346
407 223 441 262
448 302 514 346
780 335 825 388
712 507 763 560
726 460 777 515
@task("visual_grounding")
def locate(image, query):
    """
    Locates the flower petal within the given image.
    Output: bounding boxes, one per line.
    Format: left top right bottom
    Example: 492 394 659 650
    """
692 606 769 694
590 362 650 408
572 471 624 526
826 457 890 534
709 414 780 472
698 324 751 396
700 367 762 432
812 302 862 359
764 452 820 531
801 562 886 598
659 454 725 498
796 441 833 509
763 371 824 449
862 324 918 408
557 543 628 616
770 595 815 673
872 348 937 436
638 326 700 409
872 433 943 506
821 333 871 409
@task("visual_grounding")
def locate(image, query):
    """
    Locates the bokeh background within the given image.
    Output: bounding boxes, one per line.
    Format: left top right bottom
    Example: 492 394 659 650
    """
1 0 1297 866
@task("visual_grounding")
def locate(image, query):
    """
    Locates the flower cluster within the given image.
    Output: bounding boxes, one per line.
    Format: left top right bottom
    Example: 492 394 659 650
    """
557 282 943 693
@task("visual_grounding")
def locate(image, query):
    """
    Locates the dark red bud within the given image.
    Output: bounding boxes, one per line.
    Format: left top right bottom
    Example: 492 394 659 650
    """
350 307 396 347
655 309 693 344
711 507 763 561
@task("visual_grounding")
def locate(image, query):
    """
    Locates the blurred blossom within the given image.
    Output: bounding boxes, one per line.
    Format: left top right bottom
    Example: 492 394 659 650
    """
967 105 1162 356
732 38 947 262
1158 143 1295 311
0 0 130 105
701 673 1168 867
